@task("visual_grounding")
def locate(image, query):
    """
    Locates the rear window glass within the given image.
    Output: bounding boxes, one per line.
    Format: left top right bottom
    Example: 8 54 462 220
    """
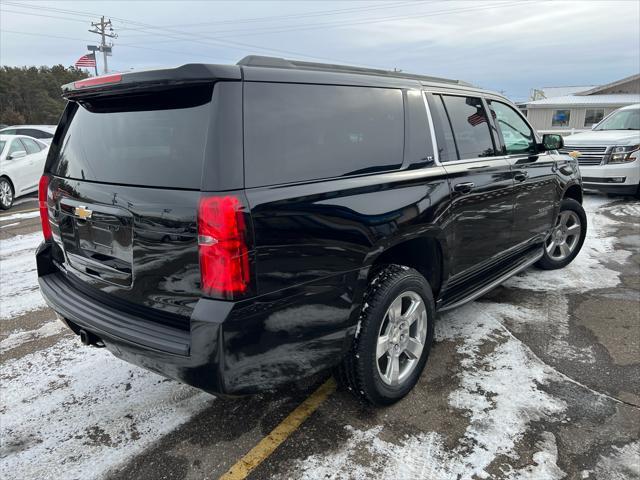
244 83 404 187
50 85 213 189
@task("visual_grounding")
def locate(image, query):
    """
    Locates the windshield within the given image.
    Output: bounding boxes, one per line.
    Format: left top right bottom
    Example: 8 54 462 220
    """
594 108 640 130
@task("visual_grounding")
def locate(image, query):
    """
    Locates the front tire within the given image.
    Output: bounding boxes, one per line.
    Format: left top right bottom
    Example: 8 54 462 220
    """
336 265 435 406
536 198 587 270
0 177 14 210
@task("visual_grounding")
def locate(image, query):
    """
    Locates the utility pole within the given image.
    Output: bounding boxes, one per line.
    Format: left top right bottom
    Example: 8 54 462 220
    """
89 16 117 74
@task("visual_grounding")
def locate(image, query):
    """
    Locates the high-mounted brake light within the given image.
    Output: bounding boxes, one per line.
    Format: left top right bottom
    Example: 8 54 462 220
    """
198 196 251 299
38 175 52 240
74 73 122 89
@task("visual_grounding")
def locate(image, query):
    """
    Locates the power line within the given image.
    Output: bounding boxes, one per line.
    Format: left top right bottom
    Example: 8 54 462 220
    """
116 1 523 47
0 30 236 64
118 1 427 35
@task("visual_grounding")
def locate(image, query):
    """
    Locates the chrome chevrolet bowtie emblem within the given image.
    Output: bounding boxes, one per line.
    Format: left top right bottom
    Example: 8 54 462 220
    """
74 205 93 220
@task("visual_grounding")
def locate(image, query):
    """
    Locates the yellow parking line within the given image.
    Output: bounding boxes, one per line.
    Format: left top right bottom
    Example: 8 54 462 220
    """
219 377 336 480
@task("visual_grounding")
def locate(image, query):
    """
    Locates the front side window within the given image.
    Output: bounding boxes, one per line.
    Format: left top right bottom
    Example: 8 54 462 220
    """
20 137 41 155
244 83 404 187
440 95 496 159
488 100 536 155
552 110 571 127
0 141 6 155
584 108 605 127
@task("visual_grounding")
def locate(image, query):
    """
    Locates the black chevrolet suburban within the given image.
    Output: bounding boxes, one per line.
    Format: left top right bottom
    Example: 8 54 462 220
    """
37 56 586 405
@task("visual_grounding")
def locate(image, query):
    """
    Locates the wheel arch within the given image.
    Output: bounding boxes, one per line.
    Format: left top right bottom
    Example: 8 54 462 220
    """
563 182 583 204
363 229 449 301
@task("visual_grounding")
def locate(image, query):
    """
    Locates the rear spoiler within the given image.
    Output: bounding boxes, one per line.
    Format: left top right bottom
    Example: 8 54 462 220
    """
62 63 241 100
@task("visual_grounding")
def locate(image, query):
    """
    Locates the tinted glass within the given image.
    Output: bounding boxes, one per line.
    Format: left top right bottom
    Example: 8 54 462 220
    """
488 100 536 155
244 83 404 187
431 95 458 162
441 95 495 159
50 85 213 189
0 141 5 154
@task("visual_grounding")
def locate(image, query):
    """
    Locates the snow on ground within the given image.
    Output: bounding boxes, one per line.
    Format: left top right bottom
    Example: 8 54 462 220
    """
1 196 637 480
0 338 213 480
0 232 214 479
0 210 40 222
282 196 637 479
505 196 632 292
0 232 46 319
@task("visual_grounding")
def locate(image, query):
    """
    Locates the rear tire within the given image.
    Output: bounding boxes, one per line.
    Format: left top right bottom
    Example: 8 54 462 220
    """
536 198 587 270
336 265 435 406
0 177 14 210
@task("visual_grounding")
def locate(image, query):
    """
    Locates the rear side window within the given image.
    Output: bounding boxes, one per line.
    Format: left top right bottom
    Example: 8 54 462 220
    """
244 83 404 187
20 137 41 154
440 95 496 159
18 128 53 139
50 85 213 189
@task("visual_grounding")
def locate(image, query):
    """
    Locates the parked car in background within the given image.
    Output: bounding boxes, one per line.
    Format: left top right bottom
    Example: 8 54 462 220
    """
37 57 586 406
0 134 49 209
561 104 640 196
0 125 57 144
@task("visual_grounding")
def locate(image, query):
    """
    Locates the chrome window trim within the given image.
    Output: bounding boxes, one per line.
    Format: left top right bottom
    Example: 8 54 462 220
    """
421 91 441 166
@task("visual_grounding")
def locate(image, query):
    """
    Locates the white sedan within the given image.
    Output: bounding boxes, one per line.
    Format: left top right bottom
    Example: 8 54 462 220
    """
0 125 56 145
0 134 49 209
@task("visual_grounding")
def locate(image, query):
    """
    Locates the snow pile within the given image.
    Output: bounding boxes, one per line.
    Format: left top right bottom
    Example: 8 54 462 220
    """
0 337 214 479
0 232 46 319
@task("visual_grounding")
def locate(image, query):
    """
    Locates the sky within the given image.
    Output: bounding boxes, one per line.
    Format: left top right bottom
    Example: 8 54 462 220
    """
1 0 639 101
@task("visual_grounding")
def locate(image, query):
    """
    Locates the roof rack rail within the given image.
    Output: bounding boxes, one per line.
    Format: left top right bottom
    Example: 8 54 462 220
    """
237 55 472 87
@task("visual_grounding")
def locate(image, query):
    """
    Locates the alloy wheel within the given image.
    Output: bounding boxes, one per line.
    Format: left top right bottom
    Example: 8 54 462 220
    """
376 291 428 386
0 180 13 209
546 210 581 261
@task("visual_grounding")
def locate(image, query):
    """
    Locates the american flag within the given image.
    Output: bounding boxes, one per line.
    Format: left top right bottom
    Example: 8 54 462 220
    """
75 53 96 68
467 111 487 126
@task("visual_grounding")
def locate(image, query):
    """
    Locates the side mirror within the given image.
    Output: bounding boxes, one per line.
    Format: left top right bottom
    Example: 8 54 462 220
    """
540 134 564 152
7 150 27 160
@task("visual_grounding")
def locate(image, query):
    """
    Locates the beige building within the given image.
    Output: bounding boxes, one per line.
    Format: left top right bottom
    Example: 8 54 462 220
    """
520 74 640 135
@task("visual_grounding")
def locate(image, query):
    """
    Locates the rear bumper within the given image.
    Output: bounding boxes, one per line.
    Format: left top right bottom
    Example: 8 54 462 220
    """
37 242 357 395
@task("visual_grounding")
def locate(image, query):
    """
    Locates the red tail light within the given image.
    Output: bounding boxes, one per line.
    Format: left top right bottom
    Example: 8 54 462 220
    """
198 195 251 299
38 175 52 240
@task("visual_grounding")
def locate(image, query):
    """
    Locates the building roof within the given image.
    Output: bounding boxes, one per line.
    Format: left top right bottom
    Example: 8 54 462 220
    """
532 85 596 99
524 93 640 107
576 73 640 96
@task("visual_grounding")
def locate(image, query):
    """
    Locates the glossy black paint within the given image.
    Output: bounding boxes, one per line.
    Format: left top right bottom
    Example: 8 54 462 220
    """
37 65 583 395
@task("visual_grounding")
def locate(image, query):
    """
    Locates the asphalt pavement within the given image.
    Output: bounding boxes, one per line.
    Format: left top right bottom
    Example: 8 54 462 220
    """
1 193 638 480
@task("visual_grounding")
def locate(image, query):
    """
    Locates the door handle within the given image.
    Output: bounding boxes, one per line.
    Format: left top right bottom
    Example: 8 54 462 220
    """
514 172 529 182
453 182 475 193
